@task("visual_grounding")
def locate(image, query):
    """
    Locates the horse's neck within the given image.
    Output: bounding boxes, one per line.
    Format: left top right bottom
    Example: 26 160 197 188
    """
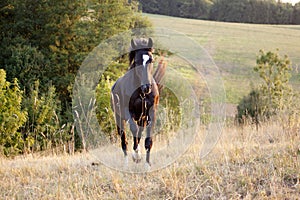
129 63 136 70
123 67 140 86
127 65 140 79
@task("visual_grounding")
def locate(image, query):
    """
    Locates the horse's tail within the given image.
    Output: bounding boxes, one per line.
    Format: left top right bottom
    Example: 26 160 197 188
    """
153 59 167 93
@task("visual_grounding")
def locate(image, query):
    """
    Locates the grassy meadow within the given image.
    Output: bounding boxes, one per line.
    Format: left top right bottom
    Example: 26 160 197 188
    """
1 14 300 199
146 14 300 103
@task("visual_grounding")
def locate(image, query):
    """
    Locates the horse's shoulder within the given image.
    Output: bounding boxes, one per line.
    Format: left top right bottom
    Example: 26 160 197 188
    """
111 75 125 90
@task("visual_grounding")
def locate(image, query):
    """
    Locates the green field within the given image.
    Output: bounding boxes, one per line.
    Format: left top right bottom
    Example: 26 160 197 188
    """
146 14 300 103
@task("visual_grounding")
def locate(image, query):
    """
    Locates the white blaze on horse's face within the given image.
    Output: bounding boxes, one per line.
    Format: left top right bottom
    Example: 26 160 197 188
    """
143 54 150 68
140 53 152 94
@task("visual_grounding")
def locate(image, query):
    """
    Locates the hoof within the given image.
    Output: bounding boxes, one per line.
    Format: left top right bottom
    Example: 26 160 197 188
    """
124 156 128 167
132 146 142 163
132 151 142 163
144 162 151 171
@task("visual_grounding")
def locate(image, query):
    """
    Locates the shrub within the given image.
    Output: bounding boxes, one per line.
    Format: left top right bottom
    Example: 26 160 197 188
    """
236 88 267 126
22 81 67 152
236 50 297 130
0 69 27 156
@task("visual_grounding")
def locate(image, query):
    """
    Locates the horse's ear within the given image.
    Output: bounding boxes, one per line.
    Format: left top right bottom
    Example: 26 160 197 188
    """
148 38 153 48
131 39 137 50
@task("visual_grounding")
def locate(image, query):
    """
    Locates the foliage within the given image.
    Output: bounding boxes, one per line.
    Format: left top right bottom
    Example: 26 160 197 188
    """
95 63 128 141
139 0 300 24
0 0 87 123
293 3 300 24
0 0 152 155
157 87 181 134
0 69 27 156
236 88 266 125
215 0 300 24
237 50 294 126
209 0 295 24
254 50 292 113
2 42 49 93
0 0 148 123
139 0 213 19
22 81 68 153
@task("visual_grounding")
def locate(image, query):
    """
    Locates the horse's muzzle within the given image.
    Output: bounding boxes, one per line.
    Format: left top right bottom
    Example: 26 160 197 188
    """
141 84 152 94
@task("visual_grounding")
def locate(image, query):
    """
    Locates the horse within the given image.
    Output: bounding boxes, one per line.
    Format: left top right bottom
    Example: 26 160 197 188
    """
110 38 166 169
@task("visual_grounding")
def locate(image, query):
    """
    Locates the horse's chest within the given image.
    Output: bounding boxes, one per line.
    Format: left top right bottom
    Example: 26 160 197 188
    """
129 93 154 120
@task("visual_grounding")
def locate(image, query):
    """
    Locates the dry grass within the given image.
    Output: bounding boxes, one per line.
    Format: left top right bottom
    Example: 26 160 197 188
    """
0 123 299 199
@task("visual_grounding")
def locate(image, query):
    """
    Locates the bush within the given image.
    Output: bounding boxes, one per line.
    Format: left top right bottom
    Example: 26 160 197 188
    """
236 88 267 125
236 50 297 130
0 69 27 156
95 62 128 141
22 81 67 152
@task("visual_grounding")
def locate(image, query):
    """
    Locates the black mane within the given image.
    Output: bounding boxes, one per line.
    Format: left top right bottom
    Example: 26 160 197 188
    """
129 50 135 69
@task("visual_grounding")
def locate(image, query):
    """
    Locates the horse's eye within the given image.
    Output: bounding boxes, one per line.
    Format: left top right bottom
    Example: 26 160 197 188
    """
148 54 153 63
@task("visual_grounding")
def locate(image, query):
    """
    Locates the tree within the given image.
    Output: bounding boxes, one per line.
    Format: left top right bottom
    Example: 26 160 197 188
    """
254 50 292 113
208 0 297 24
3 43 49 93
292 2 300 24
22 81 65 152
1 0 149 123
0 69 27 156
0 0 87 122
237 50 293 126
138 0 212 19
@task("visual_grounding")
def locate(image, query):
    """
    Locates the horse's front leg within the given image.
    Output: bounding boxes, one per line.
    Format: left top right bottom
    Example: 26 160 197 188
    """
129 118 142 163
117 123 127 156
115 116 128 167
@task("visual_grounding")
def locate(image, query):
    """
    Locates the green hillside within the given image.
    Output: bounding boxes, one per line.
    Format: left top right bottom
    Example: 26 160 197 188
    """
146 14 300 103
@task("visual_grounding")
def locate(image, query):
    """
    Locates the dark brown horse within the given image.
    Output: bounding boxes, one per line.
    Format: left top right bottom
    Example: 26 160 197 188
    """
111 38 166 168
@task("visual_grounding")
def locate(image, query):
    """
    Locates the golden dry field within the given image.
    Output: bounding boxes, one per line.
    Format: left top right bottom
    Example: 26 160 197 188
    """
0 122 299 199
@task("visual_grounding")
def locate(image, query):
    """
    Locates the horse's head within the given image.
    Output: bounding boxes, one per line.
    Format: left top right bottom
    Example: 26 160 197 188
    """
130 38 154 95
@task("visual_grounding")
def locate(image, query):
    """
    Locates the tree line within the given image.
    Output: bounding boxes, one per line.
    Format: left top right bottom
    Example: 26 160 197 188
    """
0 0 150 156
138 0 300 24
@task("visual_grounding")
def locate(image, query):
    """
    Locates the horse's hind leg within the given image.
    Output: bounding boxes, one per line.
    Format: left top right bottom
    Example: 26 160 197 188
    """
145 136 153 164
130 119 142 163
144 120 153 167
145 106 156 168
